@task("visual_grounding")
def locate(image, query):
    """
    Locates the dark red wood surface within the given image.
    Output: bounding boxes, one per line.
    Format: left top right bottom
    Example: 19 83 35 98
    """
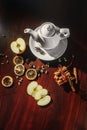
0 1 87 130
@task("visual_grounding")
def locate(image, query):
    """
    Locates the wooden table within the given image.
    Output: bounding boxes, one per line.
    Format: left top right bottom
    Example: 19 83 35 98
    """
0 10 87 130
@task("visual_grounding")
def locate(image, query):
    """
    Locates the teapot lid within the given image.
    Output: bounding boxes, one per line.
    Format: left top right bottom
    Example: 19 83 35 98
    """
40 23 55 37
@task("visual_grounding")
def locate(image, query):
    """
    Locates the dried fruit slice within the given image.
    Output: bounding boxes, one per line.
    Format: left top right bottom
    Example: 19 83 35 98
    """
1 75 13 87
37 95 51 106
13 55 24 65
14 64 25 76
25 68 37 80
35 85 43 92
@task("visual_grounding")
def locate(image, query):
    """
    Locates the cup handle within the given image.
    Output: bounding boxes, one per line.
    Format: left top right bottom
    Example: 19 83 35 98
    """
60 28 70 40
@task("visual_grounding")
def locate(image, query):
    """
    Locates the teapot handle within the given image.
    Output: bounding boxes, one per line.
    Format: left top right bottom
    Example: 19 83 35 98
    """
59 28 70 40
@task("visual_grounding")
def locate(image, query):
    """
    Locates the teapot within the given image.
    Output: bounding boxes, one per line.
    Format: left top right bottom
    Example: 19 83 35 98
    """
24 22 70 59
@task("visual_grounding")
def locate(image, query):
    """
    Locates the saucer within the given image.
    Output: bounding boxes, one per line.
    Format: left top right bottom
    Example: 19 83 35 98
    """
29 27 68 61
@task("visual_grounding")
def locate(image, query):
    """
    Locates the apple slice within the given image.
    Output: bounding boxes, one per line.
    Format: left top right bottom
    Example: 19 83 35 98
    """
27 81 38 96
34 89 48 100
32 85 43 98
11 41 19 54
36 85 43 91
37 95 51 106
16 38 26 53
10 38 26 54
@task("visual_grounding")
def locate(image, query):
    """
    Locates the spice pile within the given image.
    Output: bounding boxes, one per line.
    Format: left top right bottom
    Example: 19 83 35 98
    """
54 64 78 92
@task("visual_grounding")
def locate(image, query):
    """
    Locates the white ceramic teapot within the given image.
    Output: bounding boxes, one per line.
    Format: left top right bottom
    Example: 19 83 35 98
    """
24 22 70 60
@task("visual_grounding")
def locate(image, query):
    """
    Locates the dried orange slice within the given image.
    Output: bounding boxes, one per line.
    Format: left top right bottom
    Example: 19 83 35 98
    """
1 75 13 87
13 55 24 65
14 64 25 76
25 68 37 80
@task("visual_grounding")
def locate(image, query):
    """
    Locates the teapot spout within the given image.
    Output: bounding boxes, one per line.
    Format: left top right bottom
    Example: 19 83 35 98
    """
24 28 39 41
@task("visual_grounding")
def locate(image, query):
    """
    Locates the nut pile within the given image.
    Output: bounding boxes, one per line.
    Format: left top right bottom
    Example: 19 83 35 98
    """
28 63 49 78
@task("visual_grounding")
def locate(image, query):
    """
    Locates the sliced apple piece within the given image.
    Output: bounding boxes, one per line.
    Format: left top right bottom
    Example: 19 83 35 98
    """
16 38 26 53
11 41 19 54
34 89 48 100
37 95 51 106
36 85 43 91
32 85 43 97
27 81 38 96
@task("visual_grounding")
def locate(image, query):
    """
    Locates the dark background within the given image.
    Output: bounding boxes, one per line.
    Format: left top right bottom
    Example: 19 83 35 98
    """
0 0 86 25
0 0 87 48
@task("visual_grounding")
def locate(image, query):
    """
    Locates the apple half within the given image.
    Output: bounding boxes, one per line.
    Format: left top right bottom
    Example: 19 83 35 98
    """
10 38 26 54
